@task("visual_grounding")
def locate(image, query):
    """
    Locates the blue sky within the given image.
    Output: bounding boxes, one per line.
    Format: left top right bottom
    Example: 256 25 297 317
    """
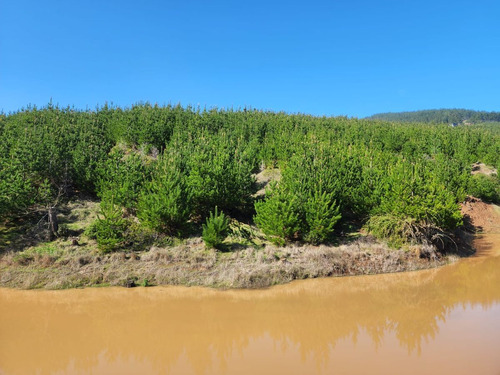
1 0 499 117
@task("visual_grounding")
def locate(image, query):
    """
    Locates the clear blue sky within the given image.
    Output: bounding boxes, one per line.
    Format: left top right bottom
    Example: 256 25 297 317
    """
1 0 499 117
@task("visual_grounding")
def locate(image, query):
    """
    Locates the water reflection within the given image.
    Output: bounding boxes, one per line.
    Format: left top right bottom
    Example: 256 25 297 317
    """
1 235 500 375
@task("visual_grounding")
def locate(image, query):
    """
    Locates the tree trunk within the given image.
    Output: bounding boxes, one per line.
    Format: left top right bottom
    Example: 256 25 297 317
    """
48 208 58 238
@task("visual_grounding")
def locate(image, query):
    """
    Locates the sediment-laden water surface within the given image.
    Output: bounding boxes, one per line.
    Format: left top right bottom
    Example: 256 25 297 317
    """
1 235 500 375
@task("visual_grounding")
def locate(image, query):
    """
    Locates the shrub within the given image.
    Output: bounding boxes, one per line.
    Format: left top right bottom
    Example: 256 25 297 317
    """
364 214 415 248
85 198 128 253
303 189 341 245
96 149 149 211
184 134 257 216
0 158 36 218
375 161 463 231
468 174 500 203
137 160 191 234
254 183 302 246
122 221 156 250
364 214 451 249
202 207 230 249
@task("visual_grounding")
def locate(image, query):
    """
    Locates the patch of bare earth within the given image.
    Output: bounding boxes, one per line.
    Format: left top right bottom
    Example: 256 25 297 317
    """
461 196 500 234
253 165 281 198
471 162 498 176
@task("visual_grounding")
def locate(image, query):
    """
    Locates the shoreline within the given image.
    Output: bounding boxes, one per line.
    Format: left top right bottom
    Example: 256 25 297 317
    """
0 236 461 290
1 198 498 291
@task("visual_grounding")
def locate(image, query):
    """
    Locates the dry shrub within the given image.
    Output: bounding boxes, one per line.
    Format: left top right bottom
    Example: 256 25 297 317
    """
364 214 457 254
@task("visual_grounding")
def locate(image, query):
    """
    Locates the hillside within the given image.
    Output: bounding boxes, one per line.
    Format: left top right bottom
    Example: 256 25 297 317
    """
366 109 500 124
1 104 500 288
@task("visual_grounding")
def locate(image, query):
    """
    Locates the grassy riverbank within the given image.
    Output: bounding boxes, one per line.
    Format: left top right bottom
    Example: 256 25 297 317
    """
1 196 489 290
0 234 460 290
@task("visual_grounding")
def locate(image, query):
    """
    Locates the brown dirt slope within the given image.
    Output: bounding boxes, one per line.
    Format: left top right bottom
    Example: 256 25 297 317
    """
461 197 500 234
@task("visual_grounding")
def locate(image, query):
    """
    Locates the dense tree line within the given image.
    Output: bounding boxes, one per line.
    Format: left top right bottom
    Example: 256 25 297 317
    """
367 109 500 124
1 103 499 250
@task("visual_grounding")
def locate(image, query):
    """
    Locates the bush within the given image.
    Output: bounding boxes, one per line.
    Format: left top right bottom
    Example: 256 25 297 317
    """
122 221 155 251
137 159 191 234
364 214 450 249
304 189 341 245
85 198 128 253
468 174 500 203
364 215 415 248
202 207 230 249
375 161 463 231
96 149 150 211
0 158 36 218
71 118 112 192
184 134 257 216
254 183 302 246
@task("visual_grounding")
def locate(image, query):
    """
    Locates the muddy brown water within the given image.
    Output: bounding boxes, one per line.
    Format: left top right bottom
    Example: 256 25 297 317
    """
1 235 500 375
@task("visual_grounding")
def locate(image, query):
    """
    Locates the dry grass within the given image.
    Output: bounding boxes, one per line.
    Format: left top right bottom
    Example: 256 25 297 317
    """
253 165 281 198
0 235 454 290
471 162 498 176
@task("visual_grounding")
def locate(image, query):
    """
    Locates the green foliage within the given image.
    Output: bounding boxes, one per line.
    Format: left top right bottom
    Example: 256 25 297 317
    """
96 149 150 211
2 103 500 248
0 158 36 217
202 207 230 249
85 198 128 253
137 157 191 233
183 133 257 216
364 215 417 248
280 147 370 215
254 178 342 245
468 174 500 203
365 159 462 230
0 105 113 219
304 190 341 245
122 221 156 251
368 108 500 124
364 214 451 249
254 183 302 246
71 116 112 191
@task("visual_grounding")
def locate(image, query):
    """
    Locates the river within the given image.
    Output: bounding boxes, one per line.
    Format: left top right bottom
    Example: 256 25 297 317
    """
1 234 499 375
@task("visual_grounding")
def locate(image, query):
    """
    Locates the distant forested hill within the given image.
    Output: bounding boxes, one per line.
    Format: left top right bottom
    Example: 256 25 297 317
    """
366 109 500 124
